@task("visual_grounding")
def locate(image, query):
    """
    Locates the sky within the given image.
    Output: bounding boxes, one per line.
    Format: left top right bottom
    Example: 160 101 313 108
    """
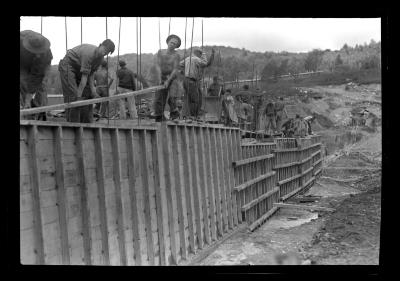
20 17 381 64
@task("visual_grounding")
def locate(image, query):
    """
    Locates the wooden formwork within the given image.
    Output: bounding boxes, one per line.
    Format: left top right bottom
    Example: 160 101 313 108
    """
234 142 280 231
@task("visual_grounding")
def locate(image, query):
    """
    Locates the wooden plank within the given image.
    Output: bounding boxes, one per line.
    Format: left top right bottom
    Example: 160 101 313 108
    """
27 125 45 264
241 187 279 211
138 130 155 265
75 127 92 265
221 129 234 230
170 125 188 261
227 129 239 227
248 206 279 232
150 127 167 265
234 171 276 192
234 130 244 223
210 128 223 237
181 126 196 254
278 174 302 186
20 120 157 131
274 202 335 212
203 128 217 241
126 129 142 265
53 126 70 265
233 154 274 167
110 129 127 266
20 86 165 116
197 127 211 245
274 161 300 169
273 148 298 153
160 124 178 264
189 126 204 250
93 128 111 265
216 129 228 233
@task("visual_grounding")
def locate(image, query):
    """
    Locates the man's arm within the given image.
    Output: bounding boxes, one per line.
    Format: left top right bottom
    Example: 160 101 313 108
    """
77 74 89 98
108 75 114 88
88 73 98 98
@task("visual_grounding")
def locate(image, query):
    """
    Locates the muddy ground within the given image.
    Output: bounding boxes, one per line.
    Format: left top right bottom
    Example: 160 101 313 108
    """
197 83 381 266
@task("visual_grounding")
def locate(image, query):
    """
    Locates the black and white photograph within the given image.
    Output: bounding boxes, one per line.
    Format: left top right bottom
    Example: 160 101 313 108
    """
19 16 382 267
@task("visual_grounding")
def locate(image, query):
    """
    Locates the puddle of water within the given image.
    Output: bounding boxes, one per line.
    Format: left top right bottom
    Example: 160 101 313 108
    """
263 211 319 230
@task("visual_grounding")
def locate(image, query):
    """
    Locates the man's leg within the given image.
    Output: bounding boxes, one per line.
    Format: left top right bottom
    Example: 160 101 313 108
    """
80 86 94 123
153 86 168 121
59 61 79 122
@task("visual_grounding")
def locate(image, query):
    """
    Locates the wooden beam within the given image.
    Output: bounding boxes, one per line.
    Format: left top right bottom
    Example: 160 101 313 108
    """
93 128 110 265
20 86 165 116
241 187 280 212
75 127 92 265
234 171 276 192
274 162 300 170
221 129 234 230
110 129 127 266
126 129 142 265
27 125 45 264
53 126 70 265
216 128 229 234
232 154 274 167
273 202 335 212
226 129 239 227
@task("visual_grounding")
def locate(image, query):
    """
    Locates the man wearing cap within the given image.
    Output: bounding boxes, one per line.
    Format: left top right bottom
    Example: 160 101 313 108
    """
153 34 182 122
208 75 224 97
20 30 53 120
180 47 215 118
58 39 115 123
115 59 149 119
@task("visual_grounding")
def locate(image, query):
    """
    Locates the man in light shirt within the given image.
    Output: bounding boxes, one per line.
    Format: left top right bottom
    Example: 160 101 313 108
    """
180 48 215 118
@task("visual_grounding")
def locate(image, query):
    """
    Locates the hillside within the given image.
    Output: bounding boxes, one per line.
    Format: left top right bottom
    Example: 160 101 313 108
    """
43 40 381 96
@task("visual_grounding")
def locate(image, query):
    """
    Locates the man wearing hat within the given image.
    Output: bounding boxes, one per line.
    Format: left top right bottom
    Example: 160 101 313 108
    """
58 39 115 123
180 47 215 118
114 59 149 119
20 30 53 120
153 34 182 122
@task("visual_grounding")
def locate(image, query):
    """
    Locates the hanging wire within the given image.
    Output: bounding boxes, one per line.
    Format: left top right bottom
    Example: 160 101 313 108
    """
106 17 110 125
158 18 161 50
138 17 142 126
115 17 121 96
136 17 139 125
183 17 187 122
65 17 70 106
188 18 194 80
80 17 83 44
168 17 171 36
40 17 43 34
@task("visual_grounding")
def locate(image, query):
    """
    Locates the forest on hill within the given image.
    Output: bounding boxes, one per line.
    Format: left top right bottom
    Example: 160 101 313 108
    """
43 39 381 95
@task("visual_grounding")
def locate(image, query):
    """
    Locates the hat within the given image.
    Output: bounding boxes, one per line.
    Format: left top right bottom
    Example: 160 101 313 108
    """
22 31 50 54
166 34 181 48
119 60 126 67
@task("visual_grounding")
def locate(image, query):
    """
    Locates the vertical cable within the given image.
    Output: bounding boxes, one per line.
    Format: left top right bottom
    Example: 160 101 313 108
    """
168 17 171 36
183 17 188 122
40 17 43 34
106 17 110 125
80 17 83 44
138 17 142 125
65 17 70 107
158 18 161 50
136 17 139 92
115 17 121 96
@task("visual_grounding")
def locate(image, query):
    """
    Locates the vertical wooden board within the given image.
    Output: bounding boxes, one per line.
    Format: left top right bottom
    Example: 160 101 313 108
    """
197 127 211 245
42 221 62 263
27 125 45 264
145 131 160 265
20 228 36 264
150 128 166 265
216 129 228 233
110 129 127 266
235 131 245 223
227 130 239 227
126 130 144 265
221 129 234 230
181 126 196 253
75 127 92 265
120 178 134 265
138 130 155 265
189 126 204 250
159 125 178 264
210 128 223 236
170 125 188 261
203 127 217 241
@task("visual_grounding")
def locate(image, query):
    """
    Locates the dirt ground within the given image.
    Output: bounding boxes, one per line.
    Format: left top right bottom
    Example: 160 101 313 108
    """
197 83 381 266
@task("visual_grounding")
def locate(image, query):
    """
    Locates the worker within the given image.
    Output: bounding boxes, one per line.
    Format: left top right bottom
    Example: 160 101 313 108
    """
304 115 316 135
58 39 115 123
208 75 224 97
281 118 295 137
275 97 287 132
180 47 215 119
20 30 53 120
153 34 182 122
264 100 276 134
114 59 149 119
236 84 252 103
221 89 237 126
292 114 308 137
252 93 263 131
94 60 114 118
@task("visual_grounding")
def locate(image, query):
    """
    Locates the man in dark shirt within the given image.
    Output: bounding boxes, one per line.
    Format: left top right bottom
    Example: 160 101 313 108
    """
115 59 149 119
264 101 276 134
58 39 115 123
94 60 114 118
153 34 182 121
274 97 287 132
208 76 224 97
20 30 53 120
